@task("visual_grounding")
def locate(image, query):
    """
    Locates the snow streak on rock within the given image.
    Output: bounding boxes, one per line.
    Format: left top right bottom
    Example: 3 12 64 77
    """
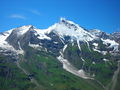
77 40 81 51
57 44 92 79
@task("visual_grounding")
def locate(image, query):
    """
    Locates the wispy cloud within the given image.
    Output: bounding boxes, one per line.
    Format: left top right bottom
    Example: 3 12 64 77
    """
9 14 26 19
29 9 41 16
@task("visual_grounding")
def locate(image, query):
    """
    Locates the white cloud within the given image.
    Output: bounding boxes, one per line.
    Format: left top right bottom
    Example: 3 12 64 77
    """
9 14 26 19
29 9 41 15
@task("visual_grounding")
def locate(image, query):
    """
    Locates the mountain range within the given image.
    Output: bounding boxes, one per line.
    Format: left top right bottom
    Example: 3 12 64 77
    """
0 18 120 90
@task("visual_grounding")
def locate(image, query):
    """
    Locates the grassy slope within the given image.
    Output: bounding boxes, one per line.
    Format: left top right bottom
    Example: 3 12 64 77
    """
64 43 83 69
19 47 104 90
0 54 36 90
114 65 120 90
64 42 117 87
0 42 119 90
81 43 117 86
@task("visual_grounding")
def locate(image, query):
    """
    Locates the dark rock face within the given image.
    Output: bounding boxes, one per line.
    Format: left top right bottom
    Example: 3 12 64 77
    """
111 32 120 43
99 32 110 39
6 26 33 50
6 27 65 56
89 30 111 39
110 32 120 53
5 25 120 59
42 31 64 56
6 30 20 50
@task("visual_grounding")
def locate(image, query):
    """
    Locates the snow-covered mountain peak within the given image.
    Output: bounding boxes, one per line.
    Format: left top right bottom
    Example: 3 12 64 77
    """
0 29 13 42
11 25 34 37
0 29 15 52
60 18 77 25
45 19 97 41
59 18 80 30
2 19 96 42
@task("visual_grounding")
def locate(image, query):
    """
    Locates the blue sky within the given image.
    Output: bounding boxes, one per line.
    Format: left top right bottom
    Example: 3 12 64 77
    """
0 0 120 33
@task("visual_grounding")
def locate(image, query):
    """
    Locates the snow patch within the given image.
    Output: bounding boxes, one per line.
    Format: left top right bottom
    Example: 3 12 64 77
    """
63 45 68 52
53 42 58 44
93 43 98 48
81 57 85 62
28 42 41 48
93 48 107 55
72 42 74 46
78 69 87 77
103 58 109 62
101 39 119 51
92 61 96 64
101 51 107 55
93 48 101 53
34 28 51 40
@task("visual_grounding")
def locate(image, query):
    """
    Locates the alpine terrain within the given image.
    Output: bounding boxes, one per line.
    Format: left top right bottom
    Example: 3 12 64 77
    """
0 18 120 90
